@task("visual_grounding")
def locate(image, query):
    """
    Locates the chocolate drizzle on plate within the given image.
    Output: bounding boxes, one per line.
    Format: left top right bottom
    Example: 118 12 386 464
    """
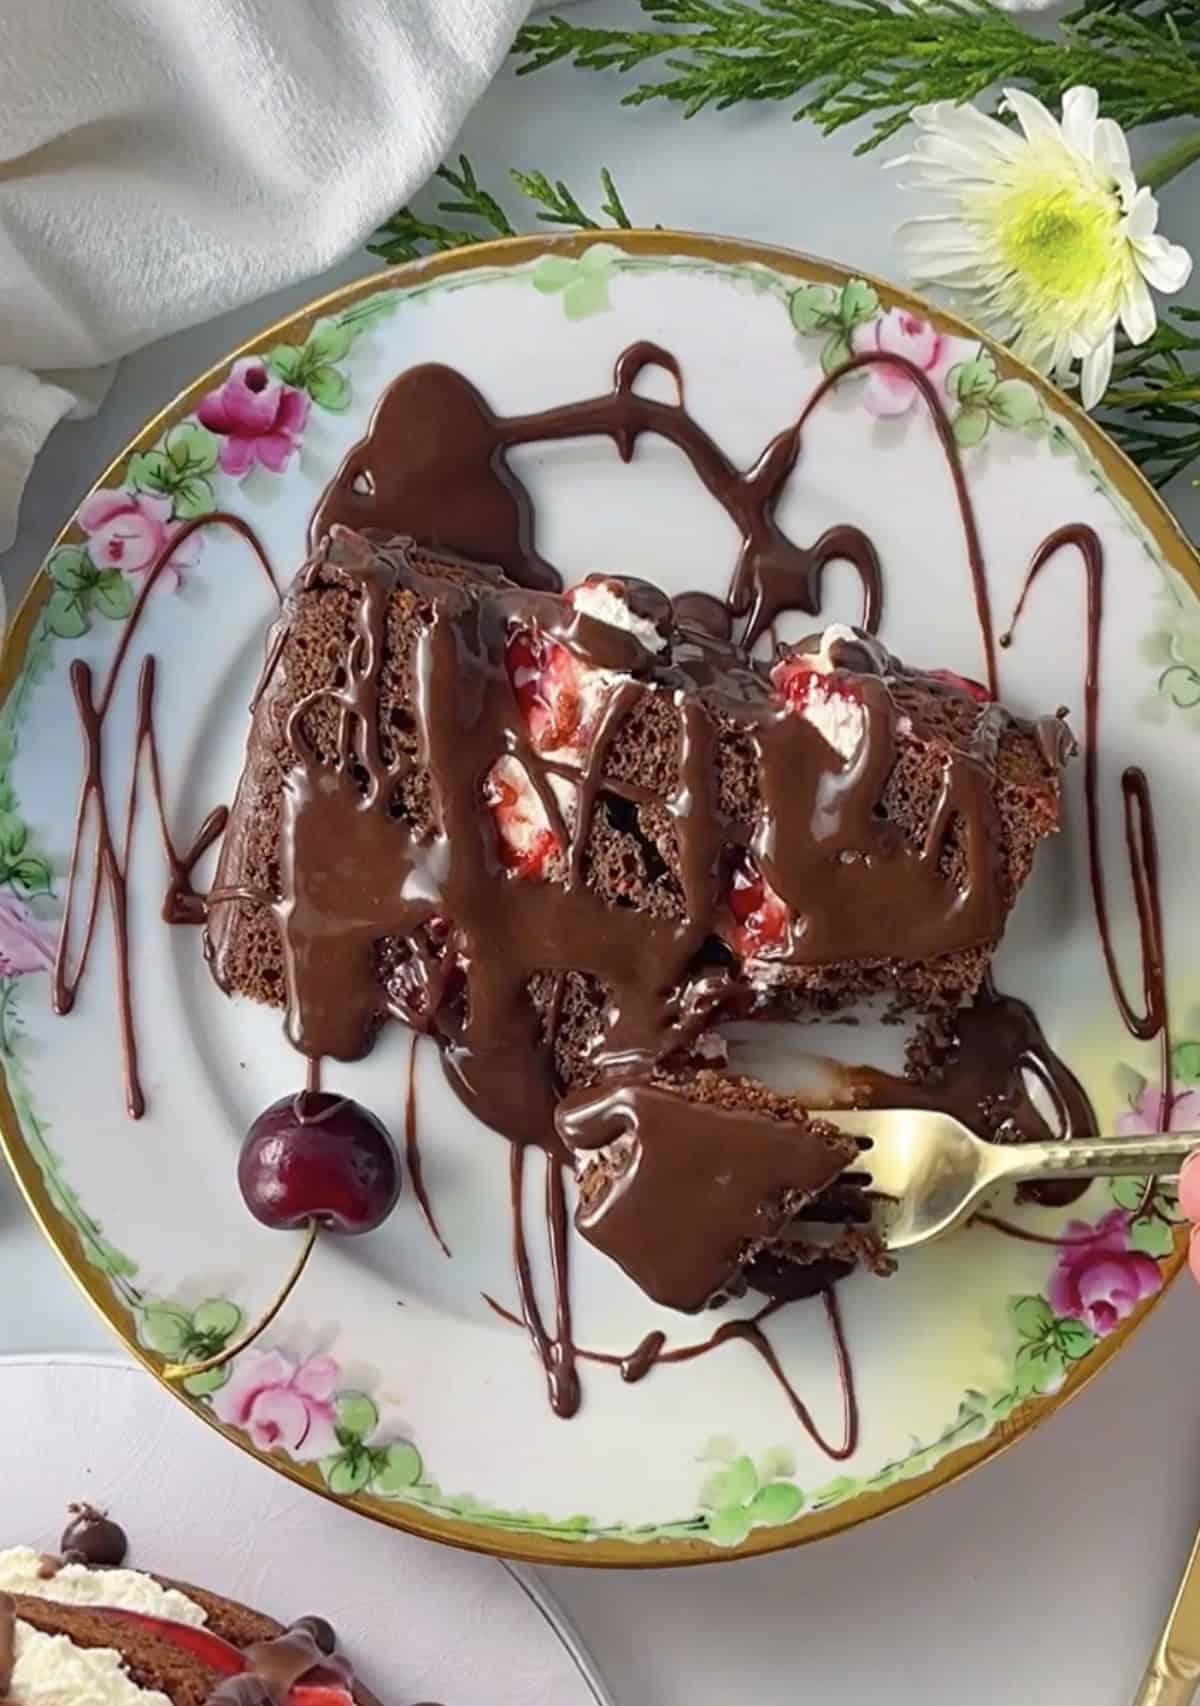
405 1035 451 1259
312 341 887 647
485 1287 858 1460
54 513 279 1116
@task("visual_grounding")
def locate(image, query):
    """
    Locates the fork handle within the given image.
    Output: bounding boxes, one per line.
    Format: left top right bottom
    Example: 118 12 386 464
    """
1129 1519 1200 1705
992 1130 1200 1185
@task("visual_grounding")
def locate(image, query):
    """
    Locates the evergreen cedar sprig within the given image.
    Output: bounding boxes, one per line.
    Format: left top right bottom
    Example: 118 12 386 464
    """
514 1 1200 153
368 157 631 264
1094 308 1200 489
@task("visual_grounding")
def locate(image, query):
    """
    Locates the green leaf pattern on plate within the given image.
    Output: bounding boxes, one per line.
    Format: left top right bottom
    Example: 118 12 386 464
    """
531 242 625 320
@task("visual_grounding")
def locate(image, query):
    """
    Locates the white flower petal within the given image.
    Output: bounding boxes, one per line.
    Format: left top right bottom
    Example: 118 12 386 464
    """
1000 87 1063 147
897 216 990 260
911 100 1023 162
902 132 1016 183
1080 335 1115 409
1092 117 1133 183
886 161 996 191
1120 272 1157 346
1058 86 1099 158
1131 233 1194 294
1123 187 1160 241
904 254 992 287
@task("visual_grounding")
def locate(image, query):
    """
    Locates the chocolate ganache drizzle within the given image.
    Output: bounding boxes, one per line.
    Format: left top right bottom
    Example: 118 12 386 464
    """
53 337 1175 1431
54 514 278 1116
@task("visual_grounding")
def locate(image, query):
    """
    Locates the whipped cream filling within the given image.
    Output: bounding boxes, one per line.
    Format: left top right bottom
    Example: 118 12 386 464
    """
0 1548 205 1626
10 1621 174 1706
570 580 667 653
782 625 868 761
808 622 859 674
799 686 866 762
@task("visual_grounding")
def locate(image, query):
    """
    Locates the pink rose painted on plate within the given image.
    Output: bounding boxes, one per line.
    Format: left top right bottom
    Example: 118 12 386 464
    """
211 1348 338 1460
0 895 54 977
1115 1083 1200 1136
1049 1209 1160 1336
855 310 950 418
78 491 201 582
197 358 310 476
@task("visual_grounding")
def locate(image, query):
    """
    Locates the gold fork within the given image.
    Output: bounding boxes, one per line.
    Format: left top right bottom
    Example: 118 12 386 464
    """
817 1109 1198 1252
1132 1521 1200 1705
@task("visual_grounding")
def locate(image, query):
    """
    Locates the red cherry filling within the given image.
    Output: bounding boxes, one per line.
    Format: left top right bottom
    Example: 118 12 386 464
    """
924 667 992 704
770 654 863 718
482 766 559 880
97 1610 355 1704
505 628 582 752
96 1609 243 1675
722 854 790 957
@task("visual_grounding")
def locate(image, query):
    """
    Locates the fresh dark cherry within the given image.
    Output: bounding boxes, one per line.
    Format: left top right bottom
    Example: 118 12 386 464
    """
238 1094 401 1235
59 1502 128 1568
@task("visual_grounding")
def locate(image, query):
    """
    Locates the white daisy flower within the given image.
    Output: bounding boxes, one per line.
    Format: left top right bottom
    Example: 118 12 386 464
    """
889 86 1193 408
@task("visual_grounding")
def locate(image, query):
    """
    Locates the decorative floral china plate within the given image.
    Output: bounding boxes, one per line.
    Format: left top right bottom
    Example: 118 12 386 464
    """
2 233 1197 1566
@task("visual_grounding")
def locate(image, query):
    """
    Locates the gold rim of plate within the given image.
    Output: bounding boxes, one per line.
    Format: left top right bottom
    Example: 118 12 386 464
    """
0 230 1195 1567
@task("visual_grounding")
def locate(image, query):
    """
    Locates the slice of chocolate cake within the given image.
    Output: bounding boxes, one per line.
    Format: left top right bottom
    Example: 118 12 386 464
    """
206 524 1068 1305
0 1513 377 1706
557 1070 884 1313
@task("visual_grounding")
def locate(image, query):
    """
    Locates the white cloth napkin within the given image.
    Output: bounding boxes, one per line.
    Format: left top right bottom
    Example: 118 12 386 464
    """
0 0 536 554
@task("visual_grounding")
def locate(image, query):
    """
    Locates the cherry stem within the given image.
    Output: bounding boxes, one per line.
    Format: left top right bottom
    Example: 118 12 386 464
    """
161 1220 319 1381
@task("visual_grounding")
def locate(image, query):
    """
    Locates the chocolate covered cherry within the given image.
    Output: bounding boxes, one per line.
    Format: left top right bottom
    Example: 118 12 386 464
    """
239 1093 401 1234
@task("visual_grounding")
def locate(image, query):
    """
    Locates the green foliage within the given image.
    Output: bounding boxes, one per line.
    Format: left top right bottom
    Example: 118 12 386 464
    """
369 155 632 265
514 2 1200 153
1094 308 1200 490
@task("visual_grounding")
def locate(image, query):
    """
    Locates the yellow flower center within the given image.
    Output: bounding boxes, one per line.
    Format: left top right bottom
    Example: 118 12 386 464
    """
993 167 1120 298
959 147 1137 355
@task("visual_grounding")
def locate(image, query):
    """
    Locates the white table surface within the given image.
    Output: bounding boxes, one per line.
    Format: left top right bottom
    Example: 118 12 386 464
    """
3 3 1200 1702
